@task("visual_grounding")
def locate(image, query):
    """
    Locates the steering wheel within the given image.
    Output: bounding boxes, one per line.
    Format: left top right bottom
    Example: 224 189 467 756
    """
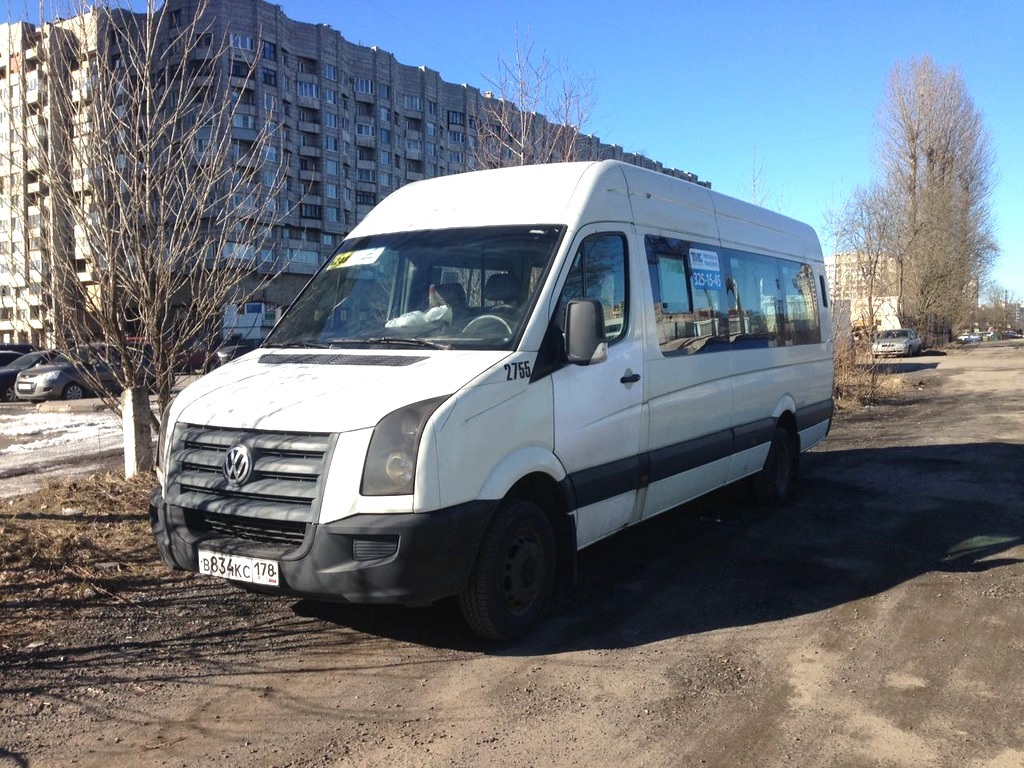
462 314 512 337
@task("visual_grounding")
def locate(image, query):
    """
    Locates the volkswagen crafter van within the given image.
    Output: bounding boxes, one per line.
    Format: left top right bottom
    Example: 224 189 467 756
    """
150 160 834 640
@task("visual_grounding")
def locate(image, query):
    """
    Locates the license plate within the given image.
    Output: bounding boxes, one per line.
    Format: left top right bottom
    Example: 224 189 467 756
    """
17 382 32 391
198 550 280 586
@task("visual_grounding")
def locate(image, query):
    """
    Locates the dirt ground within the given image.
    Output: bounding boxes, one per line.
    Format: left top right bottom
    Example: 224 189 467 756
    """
2 343 1023 768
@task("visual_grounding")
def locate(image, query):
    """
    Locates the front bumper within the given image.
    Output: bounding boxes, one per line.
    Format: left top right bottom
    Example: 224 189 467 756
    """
872 346 909 356
149 489 496 606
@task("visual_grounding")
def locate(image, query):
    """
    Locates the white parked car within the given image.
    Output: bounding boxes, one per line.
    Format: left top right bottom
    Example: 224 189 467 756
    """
872 328 923 357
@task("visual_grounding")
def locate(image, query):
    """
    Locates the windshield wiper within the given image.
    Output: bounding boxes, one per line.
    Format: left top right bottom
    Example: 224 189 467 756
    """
326 336 451 350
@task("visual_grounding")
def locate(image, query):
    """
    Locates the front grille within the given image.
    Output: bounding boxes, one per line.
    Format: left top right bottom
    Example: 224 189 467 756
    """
167 424 334 545
184 509 307 547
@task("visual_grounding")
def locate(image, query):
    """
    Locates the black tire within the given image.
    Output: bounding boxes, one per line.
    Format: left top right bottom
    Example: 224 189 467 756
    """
63 382 85 400
460 499 556 641
753 425 798 506
2 384 15 402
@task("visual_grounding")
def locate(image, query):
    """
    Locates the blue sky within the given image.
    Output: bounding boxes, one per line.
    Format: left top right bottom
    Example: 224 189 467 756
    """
280 0 1024 299
11 1 1023 298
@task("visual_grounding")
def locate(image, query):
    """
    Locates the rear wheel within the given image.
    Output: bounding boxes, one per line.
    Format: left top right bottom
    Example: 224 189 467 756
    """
460 499 556 641
753 425 798 506
2 383 15 402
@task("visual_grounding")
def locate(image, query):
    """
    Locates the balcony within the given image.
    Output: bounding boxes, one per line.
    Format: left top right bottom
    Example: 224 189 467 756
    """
298 121 320 134
298 144 321 158
299 168 321 182
228 75 254 91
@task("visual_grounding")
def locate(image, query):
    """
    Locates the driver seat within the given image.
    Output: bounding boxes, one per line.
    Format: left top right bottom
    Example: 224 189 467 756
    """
483 273 519 311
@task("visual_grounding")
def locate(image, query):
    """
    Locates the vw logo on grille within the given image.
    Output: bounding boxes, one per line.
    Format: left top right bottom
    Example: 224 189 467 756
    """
223 444 254 485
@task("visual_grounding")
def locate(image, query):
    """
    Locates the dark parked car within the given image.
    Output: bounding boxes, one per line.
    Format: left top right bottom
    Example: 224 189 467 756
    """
0 343 38 355
0 351 24 367
0 350 62 402
15 344 126 402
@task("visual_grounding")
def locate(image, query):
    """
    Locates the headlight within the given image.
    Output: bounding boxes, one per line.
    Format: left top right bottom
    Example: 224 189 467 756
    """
361 395 448 496
38 370 61 382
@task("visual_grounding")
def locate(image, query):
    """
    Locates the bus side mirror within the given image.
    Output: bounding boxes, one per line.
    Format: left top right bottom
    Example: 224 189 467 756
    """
565 298 608 365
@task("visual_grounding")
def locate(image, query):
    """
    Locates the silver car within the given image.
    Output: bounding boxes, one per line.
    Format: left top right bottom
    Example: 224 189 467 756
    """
872 328 923 357
15 344 124 401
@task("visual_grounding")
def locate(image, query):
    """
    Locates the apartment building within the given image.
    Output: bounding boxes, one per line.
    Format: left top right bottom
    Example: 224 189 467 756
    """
0 0 705 346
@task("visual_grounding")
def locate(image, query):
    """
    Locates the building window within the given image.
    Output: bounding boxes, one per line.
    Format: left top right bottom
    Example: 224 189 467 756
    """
448 150 464 164
404 94 421 111
324 63 337 81
325 135 339 152
325 182 339 199
426 122 436 137
447 110 465 126
355 78 374 95
449 130 465 144
297 81 319 99
261 68 276 86
379 128 391 145
355 122 375 137
298 57 317 74
325 89 338 104
379 150 390 166
379 84 390 100
231 34 255 51
300 203 321 219
325 112 339 129
356 191 376 206
357 168 376 183
327 207 340 222
326 159 340 175
262 41 277 60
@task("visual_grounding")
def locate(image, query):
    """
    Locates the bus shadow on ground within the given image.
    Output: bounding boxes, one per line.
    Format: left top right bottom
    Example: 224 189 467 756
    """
296 441 1024 654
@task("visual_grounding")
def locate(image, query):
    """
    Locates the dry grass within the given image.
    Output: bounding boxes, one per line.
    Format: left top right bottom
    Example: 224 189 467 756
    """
0 470 162 606
832 340 906 410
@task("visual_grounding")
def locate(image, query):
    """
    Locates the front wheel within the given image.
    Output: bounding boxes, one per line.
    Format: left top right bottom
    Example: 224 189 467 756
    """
753 425 798 506
460 499 556 641
63 382 85 400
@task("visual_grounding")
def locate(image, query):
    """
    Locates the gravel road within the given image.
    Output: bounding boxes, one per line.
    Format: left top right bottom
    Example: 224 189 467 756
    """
2 343 1023 768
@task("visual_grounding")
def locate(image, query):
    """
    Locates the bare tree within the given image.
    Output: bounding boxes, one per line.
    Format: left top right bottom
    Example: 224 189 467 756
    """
876 56 998 335
4 0 286 474
474 27 596 169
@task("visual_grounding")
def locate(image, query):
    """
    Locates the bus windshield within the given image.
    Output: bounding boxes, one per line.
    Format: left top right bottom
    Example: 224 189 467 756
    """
267 225 564 351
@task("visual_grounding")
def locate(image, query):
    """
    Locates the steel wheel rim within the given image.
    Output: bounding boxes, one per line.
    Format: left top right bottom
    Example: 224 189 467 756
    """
501 530 544 615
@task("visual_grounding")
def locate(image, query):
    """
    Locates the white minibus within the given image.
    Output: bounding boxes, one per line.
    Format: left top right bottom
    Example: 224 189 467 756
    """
150 160 834 639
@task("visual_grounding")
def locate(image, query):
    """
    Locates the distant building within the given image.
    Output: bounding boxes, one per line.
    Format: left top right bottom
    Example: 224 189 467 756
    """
825 251 900 335
0 0 708 346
